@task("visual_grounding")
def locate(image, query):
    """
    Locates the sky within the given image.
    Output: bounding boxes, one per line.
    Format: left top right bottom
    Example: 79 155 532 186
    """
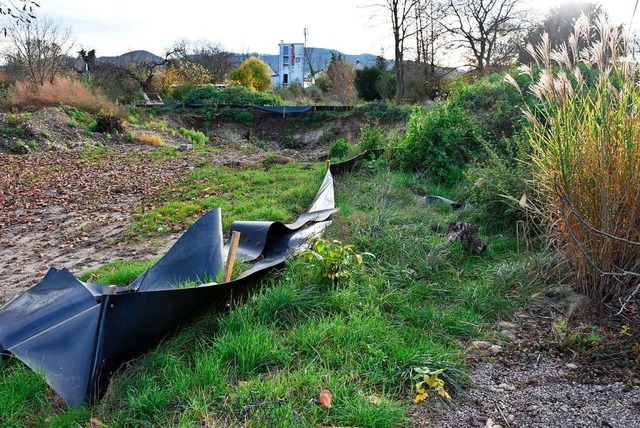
5 0 640 60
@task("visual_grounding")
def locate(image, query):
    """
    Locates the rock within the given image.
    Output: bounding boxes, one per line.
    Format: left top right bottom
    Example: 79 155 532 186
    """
507 414 515 423
566 363 578 370
471 340 493 349
500 329 518 342
497 383 516 391
179 143 193 151
496 321 518 330
485 417 502 428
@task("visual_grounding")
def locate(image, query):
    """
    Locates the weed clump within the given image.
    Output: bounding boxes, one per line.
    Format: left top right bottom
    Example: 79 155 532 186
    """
135 133 164 146
178 128 208 145
7 77 122 115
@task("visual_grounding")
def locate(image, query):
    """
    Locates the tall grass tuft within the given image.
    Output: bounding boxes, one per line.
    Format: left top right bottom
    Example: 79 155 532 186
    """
7 76 122 115
507 14 640 309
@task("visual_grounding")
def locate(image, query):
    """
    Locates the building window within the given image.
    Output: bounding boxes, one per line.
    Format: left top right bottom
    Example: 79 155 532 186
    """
283 74 289 84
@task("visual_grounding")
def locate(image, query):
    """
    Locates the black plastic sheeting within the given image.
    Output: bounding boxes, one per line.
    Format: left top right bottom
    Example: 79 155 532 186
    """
252 105 314 115
0 164 340 407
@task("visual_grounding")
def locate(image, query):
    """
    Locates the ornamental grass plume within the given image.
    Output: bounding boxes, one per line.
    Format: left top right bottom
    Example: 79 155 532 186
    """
506 13 640 311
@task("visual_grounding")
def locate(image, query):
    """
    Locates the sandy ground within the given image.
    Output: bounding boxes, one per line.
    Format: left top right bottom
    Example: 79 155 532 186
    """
0 136 304 304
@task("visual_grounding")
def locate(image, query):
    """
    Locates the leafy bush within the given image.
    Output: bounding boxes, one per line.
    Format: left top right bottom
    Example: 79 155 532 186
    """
354 101 411 121
358 124 386 151
466 154 531 233
179 128 208 145
329 138 351 159
170 84 197 101
185 85 283 106
234 110 254 125
448 74 523 139
398 104 484 183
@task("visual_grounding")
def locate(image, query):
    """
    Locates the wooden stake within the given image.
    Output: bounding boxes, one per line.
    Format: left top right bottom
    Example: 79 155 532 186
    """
325 159 330 171
107 285 117 295
223 231 241 283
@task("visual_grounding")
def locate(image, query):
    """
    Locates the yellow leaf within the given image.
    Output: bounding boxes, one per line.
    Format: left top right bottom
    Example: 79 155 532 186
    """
438 388 451 400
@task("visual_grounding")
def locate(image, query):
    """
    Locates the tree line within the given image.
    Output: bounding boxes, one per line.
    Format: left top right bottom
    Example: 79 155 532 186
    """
0 1 616 105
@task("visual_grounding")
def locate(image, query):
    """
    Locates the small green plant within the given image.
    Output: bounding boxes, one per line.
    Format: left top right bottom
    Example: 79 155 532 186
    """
12 139 27 154
6 113 20 125
359 123 386 151
126 114 139 125
263 151 277 167
178 128 208 145
329 138 351 159
413 368 451 404
300 238 373 282
280 134 293 148
39 130 51 139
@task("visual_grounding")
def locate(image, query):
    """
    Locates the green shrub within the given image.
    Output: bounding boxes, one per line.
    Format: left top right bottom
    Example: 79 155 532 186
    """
170 84 196 101
466 155 531 233
234 110 254 125
398 104 484 183
354 101 411 121
329 138 351 159
358 124 386 151
179 128 209 145
184 85 283 106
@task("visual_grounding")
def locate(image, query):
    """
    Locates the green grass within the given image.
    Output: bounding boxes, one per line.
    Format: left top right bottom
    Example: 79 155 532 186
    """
0 163 553 427
131 162 324 237
79 259 156 285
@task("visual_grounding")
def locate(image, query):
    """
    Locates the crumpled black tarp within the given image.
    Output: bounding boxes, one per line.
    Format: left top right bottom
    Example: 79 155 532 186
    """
0 167 337 407
252 105 314 115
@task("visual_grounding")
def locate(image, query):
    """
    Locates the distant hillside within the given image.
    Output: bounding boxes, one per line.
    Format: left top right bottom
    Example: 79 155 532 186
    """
93 48 385 71
97 50 165 65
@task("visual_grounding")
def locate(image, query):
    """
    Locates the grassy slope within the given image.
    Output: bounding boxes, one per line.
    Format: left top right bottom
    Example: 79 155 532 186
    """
0 159 549 427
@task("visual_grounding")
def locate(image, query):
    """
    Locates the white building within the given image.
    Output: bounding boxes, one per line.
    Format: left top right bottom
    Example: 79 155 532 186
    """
274 41 306 88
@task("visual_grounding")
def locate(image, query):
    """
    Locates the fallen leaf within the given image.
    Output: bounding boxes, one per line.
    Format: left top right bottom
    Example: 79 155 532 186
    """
89 417 104 427
318 389 332 409
519 193 528 209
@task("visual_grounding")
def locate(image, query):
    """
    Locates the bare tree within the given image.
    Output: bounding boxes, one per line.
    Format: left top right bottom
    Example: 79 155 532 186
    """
116 51 171 93
441 0 527 72
5 16 73 85
0 0 39 29
170 39 235 83
375 0 422 104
